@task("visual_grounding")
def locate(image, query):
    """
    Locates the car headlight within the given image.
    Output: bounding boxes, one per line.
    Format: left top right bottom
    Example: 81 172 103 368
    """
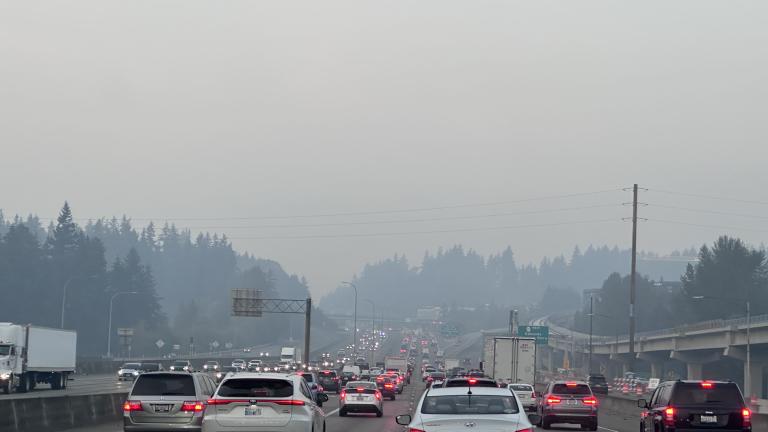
216 373 222 379
132 371 139 376
1 373 10 380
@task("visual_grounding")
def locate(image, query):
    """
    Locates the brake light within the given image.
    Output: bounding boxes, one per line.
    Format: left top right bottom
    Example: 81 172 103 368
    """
546 396 561 405
531 391 536 398
742 408 751 427
356 387 365 392
340 390 346 399
385 384 394 389
664 407 675 425
582 396 597 406
206 399 304 406
515 429 534 432
409 429 426 432
123 401 142 412
374 391 381 400
468 378 477 385
273 400 305 406
566 382 577 387
701 381 713 389
181 401 204 412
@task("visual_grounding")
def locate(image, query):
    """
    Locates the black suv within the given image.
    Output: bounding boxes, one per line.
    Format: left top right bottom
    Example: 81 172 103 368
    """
638 380 751 431
318 370 340 393
587 374 608 395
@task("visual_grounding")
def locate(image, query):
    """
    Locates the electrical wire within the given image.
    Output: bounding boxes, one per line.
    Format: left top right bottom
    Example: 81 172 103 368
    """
648 204 768 220
646 218 768 233
648 188 768 206
225 218 621 240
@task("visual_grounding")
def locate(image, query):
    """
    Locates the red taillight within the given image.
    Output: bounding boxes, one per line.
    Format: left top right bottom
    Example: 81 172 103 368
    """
409 428 426 432
385 384 394 389
273 400 305 406
582 396 598 406
664 407 675 425
356 387 365 392
206 399 304 406
515 429 533 432
742 408 751 426
701 381 713 389
340 390 347 399
546 396 561 405
566 382 577 387
181 401 204 412
123 401 142 412
374 391 381 400
468 378 477 385
531 391 536 398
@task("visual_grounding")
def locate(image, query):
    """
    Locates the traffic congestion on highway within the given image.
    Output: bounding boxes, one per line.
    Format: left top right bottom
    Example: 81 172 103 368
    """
2 322 739 432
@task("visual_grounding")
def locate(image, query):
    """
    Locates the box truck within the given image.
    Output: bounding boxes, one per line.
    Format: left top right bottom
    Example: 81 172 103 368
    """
482 336 536 384
0 323 77 393
384 355 407 374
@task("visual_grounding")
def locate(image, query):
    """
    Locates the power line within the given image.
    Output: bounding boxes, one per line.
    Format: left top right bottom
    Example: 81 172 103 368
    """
646 218 768 233
648 204 768 220
225 218 621 240
171 204 622 230
31 188 623 222
648 188 768 206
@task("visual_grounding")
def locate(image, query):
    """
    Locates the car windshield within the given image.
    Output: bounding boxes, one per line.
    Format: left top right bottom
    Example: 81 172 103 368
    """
217 378 294 398
131 374 196 396
552 384 591 395
319 371 336 378
0 345 12 356
122 363 141 369
206 361 218 365
140 363 160 371
172 361 188 367
672 383 744 407
422 395 520 414
300 373 315 382
511 384 533 391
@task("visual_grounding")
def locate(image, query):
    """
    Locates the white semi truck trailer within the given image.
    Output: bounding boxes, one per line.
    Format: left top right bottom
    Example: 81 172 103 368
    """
0 323 77 394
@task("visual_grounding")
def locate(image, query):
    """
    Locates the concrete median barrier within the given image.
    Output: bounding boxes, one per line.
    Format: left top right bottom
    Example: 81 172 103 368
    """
0 391 127 432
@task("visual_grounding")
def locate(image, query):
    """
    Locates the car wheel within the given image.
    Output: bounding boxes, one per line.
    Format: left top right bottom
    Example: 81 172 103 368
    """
542 417 551 430
588 422 598 431
376 409 383 418
390 395 396 401
339 409 346 417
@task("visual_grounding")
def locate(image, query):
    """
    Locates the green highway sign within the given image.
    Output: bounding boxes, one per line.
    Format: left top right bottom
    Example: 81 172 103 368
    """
518 325 549 345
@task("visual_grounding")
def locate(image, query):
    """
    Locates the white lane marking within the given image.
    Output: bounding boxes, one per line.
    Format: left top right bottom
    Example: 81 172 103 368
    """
327 408 340 416
598 427 620 432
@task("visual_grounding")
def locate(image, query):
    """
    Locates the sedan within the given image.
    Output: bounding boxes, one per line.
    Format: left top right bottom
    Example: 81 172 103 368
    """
396 386 539 431
339 381 383 417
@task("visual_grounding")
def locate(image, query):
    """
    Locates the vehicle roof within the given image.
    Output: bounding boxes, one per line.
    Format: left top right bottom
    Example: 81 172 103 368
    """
426 387 514 396
551 380 589 385
668 380 736 385
136 371 198 376
509 383 534 387
222 372 296 380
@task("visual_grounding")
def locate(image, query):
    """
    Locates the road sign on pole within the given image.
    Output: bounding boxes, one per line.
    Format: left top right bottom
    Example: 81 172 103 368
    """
155 339 165 349
212 340 220 349
518 325 549 345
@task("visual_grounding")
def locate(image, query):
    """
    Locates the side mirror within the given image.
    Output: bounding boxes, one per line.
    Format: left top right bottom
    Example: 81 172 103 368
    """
637 399 648 408
395 414 411 425
527 413 541 425
311 383 318 390
318 393 329 402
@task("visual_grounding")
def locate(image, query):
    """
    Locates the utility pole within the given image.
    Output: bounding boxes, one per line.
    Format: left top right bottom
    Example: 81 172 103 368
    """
589 295 593 375
628 183 639 372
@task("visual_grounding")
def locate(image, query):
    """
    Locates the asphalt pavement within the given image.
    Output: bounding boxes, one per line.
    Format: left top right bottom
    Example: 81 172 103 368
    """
0 374 129 400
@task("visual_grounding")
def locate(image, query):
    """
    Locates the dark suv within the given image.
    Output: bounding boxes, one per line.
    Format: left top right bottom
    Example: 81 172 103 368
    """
638 380 751 431
538 381 598 430
318 370 340 393
587 374 608 395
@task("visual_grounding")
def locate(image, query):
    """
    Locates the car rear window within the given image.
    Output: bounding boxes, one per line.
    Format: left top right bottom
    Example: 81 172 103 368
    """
140 363 160 371
300 373 315 382
422 395 520 414
552 384 591 395
123 363 141 369
346 382 377 390
445 379 497 388
511 384 533 391
131 374 196 396
319 371 336 378
671 383 744 408
589 376 607 384
218 378 294 398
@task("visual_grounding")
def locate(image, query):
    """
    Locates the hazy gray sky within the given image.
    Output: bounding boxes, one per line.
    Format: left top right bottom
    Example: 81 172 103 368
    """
2 1 768 297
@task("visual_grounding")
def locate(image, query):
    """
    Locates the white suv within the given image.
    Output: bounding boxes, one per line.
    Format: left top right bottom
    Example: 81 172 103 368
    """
396 386 539 432
202 373 327 432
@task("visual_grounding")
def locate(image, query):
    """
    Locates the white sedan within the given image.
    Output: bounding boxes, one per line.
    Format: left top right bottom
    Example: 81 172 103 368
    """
396 386 539 432
202 372 328 432
339 381 383 417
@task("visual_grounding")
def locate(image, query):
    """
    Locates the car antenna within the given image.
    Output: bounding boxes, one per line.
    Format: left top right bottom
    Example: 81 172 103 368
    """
467 386 473 407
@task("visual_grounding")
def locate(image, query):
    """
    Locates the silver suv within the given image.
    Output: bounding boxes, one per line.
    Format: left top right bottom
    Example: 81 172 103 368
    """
123 372 218 432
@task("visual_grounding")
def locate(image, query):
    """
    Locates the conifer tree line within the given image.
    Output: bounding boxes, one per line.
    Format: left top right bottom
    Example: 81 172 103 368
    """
0 203 324 356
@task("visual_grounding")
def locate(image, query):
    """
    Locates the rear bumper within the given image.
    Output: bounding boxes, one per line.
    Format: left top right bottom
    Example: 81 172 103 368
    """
342 403 381 413
544 413 597 424
124 416 202 431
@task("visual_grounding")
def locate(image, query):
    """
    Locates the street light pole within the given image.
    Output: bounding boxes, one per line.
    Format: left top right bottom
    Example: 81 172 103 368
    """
107 291 138 358
342 282 358 356
60 277 74 328
364 299 376 364
589 295 594 375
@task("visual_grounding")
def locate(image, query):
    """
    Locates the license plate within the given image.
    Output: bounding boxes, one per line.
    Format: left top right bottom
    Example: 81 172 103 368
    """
567 399 577 405
153 404 171 413
245 407 262 416
356 396 365 401
700 415 717 423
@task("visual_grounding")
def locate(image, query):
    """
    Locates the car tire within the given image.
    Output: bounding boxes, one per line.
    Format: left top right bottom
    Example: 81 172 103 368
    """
587 422 598 431
542 417 551 430
390 395 396 401
339 409 347 417
376 409 383 418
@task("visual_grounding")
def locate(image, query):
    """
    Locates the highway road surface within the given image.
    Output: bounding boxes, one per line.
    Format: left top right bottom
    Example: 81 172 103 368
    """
0 374 128 400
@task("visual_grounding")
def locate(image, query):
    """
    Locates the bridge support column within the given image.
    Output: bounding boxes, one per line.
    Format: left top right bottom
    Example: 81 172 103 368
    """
638 352 669 379
724 346 767 399
670 350 721 380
